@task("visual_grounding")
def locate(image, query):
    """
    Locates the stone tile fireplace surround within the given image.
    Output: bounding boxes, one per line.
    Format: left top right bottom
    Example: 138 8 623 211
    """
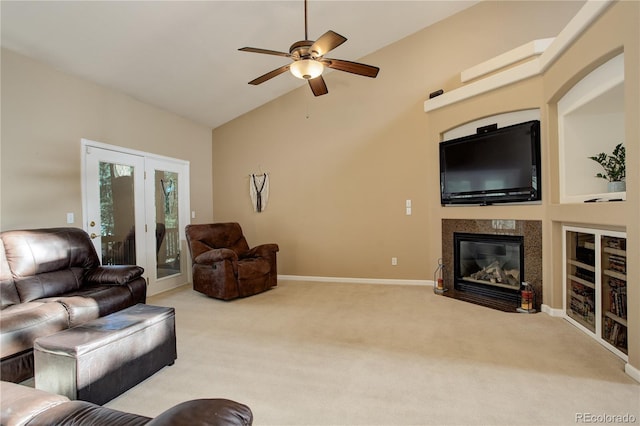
442 219 542 312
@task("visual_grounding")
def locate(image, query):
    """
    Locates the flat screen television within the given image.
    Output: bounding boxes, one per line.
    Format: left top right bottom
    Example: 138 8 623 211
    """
439 120 541 205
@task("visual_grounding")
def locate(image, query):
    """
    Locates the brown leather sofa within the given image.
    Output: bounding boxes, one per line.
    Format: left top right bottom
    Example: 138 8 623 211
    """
185 223 278 300
0 227 147 383
1 380 253 425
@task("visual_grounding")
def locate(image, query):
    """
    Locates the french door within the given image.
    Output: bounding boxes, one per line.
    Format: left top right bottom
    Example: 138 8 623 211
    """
82 140 190 295
145 157 190 293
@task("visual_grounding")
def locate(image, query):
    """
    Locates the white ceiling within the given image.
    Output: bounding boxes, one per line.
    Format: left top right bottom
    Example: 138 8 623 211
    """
1 1 477 129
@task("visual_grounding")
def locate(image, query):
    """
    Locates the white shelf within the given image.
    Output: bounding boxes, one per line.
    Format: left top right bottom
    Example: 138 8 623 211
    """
567 259 595 272
568 274 595 288
423 0 614 113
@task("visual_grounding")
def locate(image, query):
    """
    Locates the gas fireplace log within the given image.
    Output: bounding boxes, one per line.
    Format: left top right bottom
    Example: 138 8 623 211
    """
468 261 520 285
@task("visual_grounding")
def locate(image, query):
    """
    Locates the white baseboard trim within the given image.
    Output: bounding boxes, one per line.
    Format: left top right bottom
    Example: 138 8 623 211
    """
279 275 432 287
625 363 640 383
541 304 564 317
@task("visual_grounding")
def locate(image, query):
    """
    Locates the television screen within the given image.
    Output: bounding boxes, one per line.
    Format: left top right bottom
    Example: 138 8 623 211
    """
440 120 541 205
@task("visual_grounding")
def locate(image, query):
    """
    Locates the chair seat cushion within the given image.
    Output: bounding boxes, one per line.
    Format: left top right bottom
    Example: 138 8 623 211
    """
237 258 270 281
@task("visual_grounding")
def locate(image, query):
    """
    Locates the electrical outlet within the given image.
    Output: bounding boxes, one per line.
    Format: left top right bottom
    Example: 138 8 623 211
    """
391 257 398 266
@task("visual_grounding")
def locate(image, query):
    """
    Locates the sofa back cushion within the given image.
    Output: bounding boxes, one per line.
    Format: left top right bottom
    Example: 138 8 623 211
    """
0 242 20 309
186 223 251 260
1 228 100 303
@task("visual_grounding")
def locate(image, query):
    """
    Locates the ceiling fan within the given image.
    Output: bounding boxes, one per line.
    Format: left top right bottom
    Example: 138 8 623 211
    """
239 0 380 96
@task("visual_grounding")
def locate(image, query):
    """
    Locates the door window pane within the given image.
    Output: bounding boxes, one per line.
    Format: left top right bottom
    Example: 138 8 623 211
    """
155 170 181 278
99 161 136 265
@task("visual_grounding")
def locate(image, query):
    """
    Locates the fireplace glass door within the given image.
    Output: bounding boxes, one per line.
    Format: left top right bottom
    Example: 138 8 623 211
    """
454 233 524 302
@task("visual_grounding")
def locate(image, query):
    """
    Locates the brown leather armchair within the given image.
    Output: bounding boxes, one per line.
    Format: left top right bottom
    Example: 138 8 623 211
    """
185 223 278 300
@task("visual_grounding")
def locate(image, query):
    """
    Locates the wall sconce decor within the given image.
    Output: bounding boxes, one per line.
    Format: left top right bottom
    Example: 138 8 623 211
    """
250 173 269 212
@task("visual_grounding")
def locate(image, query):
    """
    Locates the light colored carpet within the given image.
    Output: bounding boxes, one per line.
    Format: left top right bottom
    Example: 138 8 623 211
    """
106 280 639 425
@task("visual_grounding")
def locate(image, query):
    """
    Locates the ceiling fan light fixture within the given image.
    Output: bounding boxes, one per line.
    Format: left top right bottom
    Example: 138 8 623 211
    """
289 59 324 80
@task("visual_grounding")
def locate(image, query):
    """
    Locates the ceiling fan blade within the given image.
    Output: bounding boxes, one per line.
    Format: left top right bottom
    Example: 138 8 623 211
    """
323 58 380 78
239 47 291 58
308 76 328 96
248 65 291 85
310 30 347 57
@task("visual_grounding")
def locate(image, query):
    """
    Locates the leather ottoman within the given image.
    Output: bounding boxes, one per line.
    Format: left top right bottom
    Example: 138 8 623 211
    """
34 304 176 405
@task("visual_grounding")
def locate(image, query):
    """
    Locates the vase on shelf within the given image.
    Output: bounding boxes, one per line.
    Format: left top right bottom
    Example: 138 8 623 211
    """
607 181 625 192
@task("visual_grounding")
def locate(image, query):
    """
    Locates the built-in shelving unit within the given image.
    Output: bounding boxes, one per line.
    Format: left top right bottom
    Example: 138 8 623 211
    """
564 225 627 360
557 53 625 203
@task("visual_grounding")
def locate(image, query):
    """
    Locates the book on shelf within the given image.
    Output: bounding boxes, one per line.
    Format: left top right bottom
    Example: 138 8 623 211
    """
570 288 594 324
574 267 595 281
603 321 627 350
603 237 625 250
608 277 626 288
571 281 594 297
607 254 626 273
603 317 627 349
607 285 627 319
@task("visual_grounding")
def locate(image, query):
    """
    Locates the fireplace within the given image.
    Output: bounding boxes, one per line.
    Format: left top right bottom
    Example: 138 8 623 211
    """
442 219 542 312
454 233 524 305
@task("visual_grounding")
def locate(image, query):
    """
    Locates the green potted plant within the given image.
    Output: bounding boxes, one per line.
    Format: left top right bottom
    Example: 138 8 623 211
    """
589 143 625 192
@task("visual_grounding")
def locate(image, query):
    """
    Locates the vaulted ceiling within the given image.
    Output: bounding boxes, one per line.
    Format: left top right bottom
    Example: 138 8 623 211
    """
1 1 477 129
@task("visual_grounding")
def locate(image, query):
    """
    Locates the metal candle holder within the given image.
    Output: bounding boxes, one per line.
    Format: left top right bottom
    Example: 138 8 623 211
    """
433 258 448 295
517 281 536 313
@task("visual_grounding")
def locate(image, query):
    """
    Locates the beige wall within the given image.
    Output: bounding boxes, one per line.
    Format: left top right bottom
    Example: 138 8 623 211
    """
211 1 582 278
1 48 214 231
543 1 639 373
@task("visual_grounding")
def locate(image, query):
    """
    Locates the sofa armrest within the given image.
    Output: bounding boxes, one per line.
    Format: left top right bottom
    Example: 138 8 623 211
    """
147 399 253 426
84 265 144 286
29 401 152 426
194 248 237 265
1 381 69 426
246 243 279 259
1 382 251 426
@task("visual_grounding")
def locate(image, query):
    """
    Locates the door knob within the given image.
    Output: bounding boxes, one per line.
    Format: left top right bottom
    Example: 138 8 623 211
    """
90 233 98 239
